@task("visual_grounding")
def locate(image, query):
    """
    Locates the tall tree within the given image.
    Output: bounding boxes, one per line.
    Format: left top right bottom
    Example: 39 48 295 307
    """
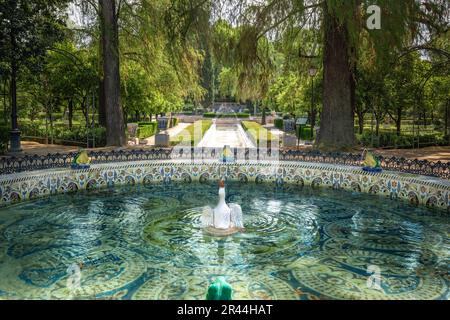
99 0 125 146
317 1 357 148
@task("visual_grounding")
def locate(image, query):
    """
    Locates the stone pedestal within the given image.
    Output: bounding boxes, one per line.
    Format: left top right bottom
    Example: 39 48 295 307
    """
283 134 297 148
155 133 170 147
9 129 22 152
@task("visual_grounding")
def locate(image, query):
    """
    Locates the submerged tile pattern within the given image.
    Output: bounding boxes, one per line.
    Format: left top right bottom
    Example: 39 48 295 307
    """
0 160 449 211
0 182 448 300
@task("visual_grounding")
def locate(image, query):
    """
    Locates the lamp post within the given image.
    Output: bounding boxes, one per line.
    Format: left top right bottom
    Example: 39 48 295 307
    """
308 66 318 140
9 61 22 153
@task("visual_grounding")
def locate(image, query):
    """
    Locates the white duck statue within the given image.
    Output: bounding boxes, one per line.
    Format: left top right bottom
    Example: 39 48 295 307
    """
201 180 244 236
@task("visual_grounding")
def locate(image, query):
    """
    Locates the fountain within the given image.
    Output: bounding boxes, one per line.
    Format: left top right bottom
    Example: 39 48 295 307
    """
201 180 244 236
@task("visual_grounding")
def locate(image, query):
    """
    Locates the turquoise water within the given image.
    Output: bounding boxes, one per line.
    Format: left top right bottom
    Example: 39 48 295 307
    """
0 182 448 300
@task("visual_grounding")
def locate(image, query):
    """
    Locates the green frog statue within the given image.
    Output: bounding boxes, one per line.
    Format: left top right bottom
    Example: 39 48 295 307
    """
220 145 235 164
71 149 91 169
206 277 233 300
361 149 382 173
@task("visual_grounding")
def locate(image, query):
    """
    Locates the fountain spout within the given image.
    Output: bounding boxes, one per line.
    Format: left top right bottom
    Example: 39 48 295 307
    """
201 180 244 236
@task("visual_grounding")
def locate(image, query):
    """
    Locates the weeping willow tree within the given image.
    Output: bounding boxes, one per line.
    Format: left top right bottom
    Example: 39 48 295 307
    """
122 0 206 107
206 0 449 150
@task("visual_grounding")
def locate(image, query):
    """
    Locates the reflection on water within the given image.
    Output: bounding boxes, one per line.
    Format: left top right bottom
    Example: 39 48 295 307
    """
0 182 448 300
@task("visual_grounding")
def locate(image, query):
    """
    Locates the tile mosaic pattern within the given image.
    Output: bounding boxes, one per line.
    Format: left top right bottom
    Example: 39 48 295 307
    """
0 160 449 211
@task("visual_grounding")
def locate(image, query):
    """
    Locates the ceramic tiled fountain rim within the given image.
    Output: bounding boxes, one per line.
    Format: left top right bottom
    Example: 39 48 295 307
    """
0 160 449 211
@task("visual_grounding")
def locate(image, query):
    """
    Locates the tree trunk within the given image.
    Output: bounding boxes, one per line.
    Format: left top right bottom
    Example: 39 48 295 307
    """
375 118 380 136
98 1 106 127
10 66 17 131
396 107 402 136
446 99 450 143
3 78 8 124
68 99 73 129
100 0 126 146
445 103 448 136
316 4 355 150
48 107 54 145
98 78 106 127
9 30 21 152
310 109 317 138
357 112 364 134
45 116 49 145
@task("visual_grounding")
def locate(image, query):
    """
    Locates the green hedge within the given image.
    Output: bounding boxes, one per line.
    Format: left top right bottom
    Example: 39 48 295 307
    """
356 130 449 148
171 120 212 146
136 118 178 139
137 122 157 139
20 122 107 147
58 127 107 147
274 119 283 129
203 112 250 118
296 126 314 140
241 121 275 148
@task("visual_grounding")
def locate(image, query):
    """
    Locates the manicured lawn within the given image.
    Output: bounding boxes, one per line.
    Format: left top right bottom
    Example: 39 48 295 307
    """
241 121 276 148
170 120 212 146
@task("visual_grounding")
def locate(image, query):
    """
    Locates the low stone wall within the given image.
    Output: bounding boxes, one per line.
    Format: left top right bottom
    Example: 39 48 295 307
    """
0 160 449 211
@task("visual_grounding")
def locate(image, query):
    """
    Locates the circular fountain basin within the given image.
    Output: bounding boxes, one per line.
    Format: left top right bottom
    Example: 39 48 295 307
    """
0 181 448 300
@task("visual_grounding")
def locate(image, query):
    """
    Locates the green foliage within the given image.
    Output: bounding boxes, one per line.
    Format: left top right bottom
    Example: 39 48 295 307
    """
20 124 106 147
136 117 178 139
0 0 69 74
0 125 9 153
218 67 237 98
137 122 157 139
126 0 206 107
297 126 313 140
59 127 106 147
203 112 216 118
274 119 283 129
121 60 184 117
356 131 448 149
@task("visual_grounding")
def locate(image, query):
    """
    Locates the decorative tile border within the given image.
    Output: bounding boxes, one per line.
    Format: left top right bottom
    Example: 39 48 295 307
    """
0 160 449 211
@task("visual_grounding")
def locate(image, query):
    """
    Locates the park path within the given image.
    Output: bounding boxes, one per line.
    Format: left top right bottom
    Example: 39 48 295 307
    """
374 146 450 162
197 123 255 148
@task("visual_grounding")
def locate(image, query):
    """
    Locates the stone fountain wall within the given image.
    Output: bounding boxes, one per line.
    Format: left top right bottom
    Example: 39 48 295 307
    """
0 160 449 211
